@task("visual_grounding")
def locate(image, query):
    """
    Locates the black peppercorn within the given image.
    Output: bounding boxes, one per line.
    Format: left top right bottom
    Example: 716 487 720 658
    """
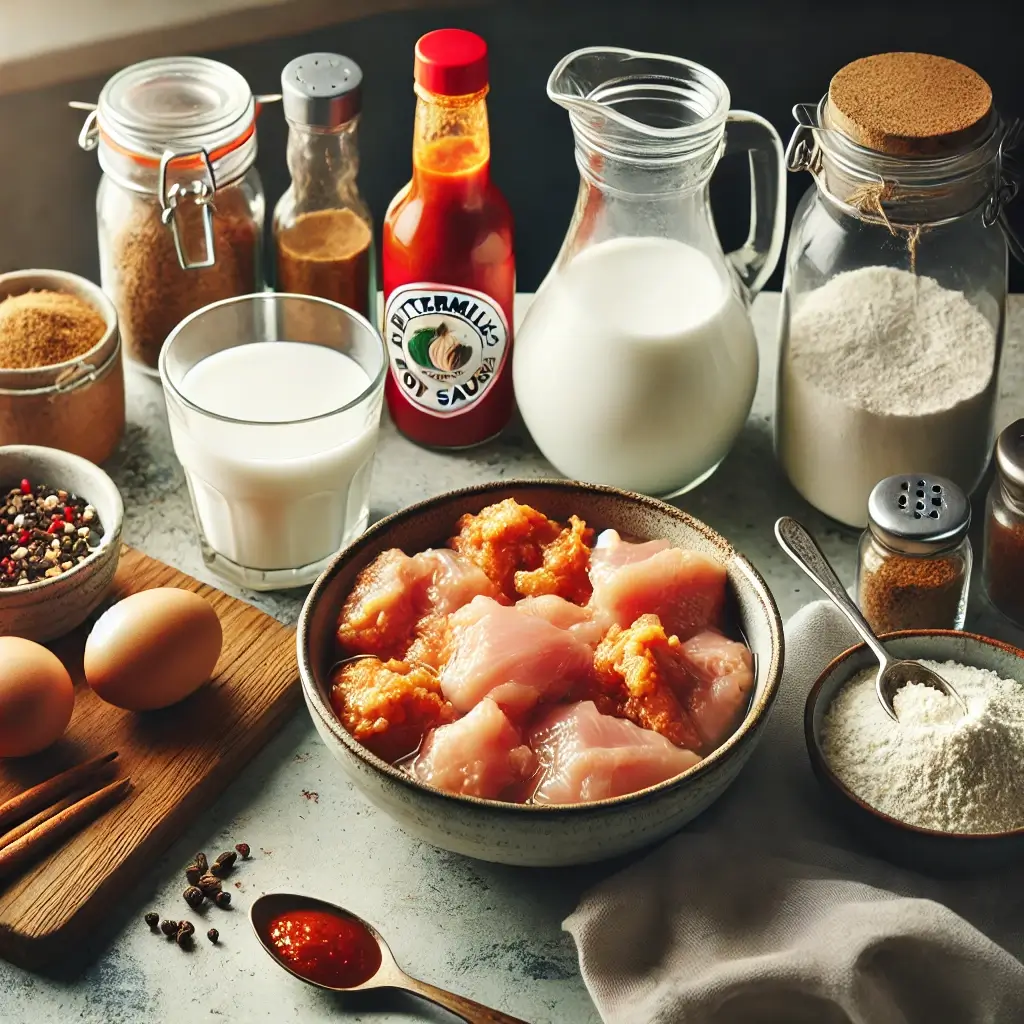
211 850 237 877
207 928 219 944
183 885 205 909
197 872 222 897
144 912 159 931
213 890 231 909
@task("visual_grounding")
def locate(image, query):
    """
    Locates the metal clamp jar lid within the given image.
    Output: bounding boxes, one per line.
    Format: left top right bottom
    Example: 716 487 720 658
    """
74 57 267 269
785 52 1023 264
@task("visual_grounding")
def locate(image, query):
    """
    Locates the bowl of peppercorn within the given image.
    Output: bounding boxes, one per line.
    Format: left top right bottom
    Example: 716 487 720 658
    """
0 444 123 642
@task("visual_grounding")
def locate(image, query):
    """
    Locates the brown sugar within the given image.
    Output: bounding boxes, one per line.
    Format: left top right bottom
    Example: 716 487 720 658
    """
828 52 993 156
276 208 372 317
0 290 106 369
111 183 259 370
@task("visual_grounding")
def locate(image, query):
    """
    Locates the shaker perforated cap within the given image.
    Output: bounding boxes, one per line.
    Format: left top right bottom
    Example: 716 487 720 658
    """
867 474 971 555
995 419 1024 503
281 53 362 127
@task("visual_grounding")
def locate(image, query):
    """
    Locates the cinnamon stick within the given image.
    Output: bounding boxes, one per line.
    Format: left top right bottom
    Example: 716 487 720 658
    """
0 778 131 882
0 752 118 834
0 791 81 854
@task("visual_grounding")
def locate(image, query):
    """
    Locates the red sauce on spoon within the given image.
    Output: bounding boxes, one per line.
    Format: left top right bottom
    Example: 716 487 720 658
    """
267 908 383 988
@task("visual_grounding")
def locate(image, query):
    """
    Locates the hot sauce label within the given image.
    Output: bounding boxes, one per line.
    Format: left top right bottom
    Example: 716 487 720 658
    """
384 283 509 417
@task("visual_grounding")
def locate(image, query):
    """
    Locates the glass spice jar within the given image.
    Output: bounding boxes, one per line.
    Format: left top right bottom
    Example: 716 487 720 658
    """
857 474 972 633
76 57 266 375
777 53 1021 528
984 419 1024 627
273 54 375 319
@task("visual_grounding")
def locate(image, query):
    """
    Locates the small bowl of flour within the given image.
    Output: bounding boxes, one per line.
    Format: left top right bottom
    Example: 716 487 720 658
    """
806 630 1024 871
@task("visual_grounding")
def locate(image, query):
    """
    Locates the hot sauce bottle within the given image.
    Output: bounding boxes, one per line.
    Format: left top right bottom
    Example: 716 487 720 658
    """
383 29 515 448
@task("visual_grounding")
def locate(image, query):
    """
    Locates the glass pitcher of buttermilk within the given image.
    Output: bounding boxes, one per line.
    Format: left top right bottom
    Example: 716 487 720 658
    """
513 47 786 497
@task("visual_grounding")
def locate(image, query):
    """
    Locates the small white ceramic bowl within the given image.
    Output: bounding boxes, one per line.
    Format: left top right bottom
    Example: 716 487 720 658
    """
0 445 123 642
298 479 784 867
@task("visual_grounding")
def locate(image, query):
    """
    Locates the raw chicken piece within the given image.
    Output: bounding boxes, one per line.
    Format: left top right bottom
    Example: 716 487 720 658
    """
413 698 536 799
677 630 754 750
589 530 671 584
588 530 727 640
515 515 594 604
529 701 700 804
591 614 703 750
515 595 608 647
441 596 594 716
330 657 455 763
337 548 499 665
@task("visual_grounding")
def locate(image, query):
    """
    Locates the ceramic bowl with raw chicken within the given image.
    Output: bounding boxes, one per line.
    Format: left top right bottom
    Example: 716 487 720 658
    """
297 480 783 866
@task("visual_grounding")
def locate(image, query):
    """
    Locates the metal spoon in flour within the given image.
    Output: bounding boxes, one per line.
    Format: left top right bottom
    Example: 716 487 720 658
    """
774 516 968 722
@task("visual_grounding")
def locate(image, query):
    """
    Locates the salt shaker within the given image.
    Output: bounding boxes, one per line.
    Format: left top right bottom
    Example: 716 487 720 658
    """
856 474 972 633
983 419 1024 627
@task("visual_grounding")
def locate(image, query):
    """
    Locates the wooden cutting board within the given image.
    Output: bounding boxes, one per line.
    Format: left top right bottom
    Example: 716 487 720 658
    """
0 546 301 969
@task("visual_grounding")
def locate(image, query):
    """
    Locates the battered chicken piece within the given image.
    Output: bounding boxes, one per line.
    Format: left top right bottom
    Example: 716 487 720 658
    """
330 657 455 763
337 550 423 661
515 515 594 604
450 499 593 602
591 614 704 751
337 547 499 666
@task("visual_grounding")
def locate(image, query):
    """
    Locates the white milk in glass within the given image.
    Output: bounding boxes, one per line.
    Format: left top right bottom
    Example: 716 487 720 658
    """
168 340 379 572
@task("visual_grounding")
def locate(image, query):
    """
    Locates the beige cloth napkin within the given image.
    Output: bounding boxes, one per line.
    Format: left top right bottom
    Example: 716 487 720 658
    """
564 602 1024 1024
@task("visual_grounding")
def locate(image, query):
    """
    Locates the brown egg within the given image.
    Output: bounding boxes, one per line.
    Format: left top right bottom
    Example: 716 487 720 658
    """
0 636 75 757
84 588 223 711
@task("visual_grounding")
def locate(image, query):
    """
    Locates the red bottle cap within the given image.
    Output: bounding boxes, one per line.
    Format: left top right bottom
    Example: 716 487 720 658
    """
414 29 488 96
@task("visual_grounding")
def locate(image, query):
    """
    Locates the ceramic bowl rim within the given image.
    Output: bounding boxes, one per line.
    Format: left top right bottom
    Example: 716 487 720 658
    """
297 477 785 815
805 628 1024 841
0 444 124 597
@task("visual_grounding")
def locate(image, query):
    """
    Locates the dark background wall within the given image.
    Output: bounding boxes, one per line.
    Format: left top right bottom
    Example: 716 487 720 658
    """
3 0 1023 290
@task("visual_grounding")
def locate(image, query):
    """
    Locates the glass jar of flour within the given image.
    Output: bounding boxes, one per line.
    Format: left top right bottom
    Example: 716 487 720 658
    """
777 52 1021 528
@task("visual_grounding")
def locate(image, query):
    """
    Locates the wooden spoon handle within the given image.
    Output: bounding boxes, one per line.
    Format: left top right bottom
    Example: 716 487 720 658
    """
403 975 532 1024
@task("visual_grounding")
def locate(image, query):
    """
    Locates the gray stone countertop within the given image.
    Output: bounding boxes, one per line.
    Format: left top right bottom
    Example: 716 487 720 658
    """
2 293 1023 1023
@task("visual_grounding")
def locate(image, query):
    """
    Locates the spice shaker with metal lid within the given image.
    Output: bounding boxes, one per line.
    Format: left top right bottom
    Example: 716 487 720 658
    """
776 52 1021 528
984 419 1024 627
75 57 267 374
273 54 375 318
856 473 972 633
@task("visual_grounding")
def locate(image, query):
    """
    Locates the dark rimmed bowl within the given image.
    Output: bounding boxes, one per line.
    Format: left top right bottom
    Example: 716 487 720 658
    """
806 630 1024 874
297 479 784 866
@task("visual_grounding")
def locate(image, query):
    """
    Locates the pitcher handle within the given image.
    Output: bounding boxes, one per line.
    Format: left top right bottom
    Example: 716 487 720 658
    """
722 110 787 298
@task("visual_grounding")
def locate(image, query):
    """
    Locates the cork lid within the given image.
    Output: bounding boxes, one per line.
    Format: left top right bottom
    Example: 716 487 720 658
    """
826 52 993 156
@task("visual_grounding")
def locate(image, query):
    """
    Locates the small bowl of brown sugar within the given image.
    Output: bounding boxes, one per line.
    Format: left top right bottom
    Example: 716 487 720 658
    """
0 270 125 465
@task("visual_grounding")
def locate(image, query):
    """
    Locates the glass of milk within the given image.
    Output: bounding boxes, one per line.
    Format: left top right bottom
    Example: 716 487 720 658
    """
160 293 386 590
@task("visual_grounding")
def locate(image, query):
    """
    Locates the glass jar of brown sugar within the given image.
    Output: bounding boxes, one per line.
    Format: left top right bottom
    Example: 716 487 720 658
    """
856 473 972 633
984 419 1024 627
77 57 265 375
273 54 375 319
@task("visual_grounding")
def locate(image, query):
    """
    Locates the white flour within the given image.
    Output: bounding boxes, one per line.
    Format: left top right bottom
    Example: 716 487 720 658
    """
777 266 997 526
821 660 1024 833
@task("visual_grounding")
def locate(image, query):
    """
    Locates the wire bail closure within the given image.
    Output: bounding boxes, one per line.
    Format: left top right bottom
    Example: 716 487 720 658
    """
158 147 218 270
